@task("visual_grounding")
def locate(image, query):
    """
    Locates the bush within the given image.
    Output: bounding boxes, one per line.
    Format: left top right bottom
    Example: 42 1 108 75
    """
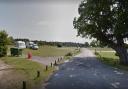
125 44 128 48
0 46 7 57
65 52 73 56
95 51 99 55
0 30 8 57
115 52 119 56
57 44 62 47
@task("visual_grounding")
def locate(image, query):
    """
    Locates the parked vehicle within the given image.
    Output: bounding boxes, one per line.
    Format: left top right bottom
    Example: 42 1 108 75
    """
15 41 26 49
32 44 39 50
26 41 35 49
29 42 34 48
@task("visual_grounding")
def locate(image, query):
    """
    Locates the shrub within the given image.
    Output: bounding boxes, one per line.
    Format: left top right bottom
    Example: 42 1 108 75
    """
0 46 7 57
95 51 99 55
0 30 8 57
65 52 73 56
57 43 62 47
115 52 119 56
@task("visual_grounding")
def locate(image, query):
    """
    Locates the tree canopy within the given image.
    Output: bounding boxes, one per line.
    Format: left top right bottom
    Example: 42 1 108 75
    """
74 0 128 64
0 30 8 57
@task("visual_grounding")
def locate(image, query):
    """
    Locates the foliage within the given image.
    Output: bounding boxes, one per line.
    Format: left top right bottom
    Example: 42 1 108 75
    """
65 52 73 56
90 40 97 47
95 51 99 55
74 0 128 64
57 43 63 47
90 40 106 47
0 46 7 57
125 43 128 48
0 30 8 57
74 0 128 44
85 42 89 47
7 36 14 45
115 52 119 56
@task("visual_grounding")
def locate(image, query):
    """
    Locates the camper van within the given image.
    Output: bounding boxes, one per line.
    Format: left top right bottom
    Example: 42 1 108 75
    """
15 41 26 49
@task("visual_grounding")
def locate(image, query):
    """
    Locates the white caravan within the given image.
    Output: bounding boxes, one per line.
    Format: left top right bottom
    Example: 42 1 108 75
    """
15 41 26 49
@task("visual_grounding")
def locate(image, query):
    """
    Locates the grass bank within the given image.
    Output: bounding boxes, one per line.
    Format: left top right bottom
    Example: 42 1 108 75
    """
64 48 81 60
89 47 114 51
0 57 54 89
95 51 128 70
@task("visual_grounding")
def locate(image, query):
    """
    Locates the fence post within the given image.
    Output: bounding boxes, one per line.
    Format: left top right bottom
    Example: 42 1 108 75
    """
51 63 53 67
95 49 96 54
37 71 40 78
46 65 48 71
54 60 57 65
58 58 59 62
22 81 26 89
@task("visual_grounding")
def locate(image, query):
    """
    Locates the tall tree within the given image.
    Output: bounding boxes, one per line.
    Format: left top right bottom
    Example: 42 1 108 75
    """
0 30 8 57
73 0 128 64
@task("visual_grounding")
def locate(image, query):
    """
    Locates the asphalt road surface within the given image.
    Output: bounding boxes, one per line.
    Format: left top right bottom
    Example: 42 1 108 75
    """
44 48 128 89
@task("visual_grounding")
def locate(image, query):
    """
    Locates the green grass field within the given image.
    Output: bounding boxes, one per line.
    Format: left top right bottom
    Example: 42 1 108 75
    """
23 46 77 57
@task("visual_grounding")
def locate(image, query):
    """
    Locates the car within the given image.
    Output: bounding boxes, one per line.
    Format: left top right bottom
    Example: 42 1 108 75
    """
29 44 33 49
32 44 39 50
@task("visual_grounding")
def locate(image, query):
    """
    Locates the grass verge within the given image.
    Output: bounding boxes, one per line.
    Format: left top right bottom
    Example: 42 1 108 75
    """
0 57 54 89
64 48 81 60
95 51 128 70
89 47 114 51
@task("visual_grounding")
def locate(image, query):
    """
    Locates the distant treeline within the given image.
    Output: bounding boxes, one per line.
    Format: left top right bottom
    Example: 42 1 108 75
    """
14 38 112 48
14 38 86 47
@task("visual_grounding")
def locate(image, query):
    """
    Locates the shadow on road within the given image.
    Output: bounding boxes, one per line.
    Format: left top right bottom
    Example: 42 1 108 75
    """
44 56 128 89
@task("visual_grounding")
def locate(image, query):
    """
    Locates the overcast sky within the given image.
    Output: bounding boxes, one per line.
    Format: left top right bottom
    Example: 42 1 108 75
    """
0 0 90 43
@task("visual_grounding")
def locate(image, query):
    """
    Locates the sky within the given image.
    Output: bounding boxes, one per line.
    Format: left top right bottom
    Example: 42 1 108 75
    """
0 0 90 43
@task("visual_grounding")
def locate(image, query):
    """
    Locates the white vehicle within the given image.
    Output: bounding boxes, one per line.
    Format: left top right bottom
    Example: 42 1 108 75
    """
32 44 39 50
28 41 34 48
15 41 26 49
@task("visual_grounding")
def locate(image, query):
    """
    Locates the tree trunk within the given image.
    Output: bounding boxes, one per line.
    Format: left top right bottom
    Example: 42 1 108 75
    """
114 46 128 65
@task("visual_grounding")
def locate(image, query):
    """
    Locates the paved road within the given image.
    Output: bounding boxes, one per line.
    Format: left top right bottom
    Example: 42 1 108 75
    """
44 48 128 89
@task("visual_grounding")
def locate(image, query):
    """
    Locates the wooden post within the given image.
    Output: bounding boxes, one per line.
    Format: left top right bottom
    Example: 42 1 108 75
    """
51 63 53 67
37 71 40 78
22 81 26 89
58 58 59 62
54 60 57 65
95 49 96 54
46 65 48 71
